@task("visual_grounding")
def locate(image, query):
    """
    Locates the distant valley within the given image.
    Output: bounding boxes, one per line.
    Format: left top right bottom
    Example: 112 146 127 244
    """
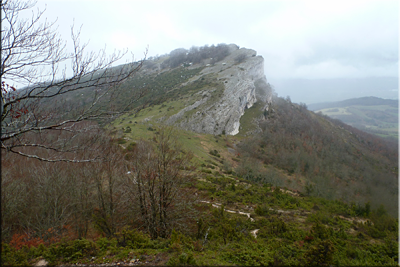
308 97 398 141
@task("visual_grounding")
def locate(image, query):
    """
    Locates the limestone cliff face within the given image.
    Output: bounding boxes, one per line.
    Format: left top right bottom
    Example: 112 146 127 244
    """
166 45 273 135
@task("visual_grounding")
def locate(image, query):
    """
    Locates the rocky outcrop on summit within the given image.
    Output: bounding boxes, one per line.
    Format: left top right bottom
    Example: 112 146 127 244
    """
166 45 273 135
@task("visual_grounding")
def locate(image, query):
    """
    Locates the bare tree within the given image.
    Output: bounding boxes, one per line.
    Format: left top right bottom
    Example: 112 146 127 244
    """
1 0 146 162
125 126 196 239
91 137 127 238
0 131 127 242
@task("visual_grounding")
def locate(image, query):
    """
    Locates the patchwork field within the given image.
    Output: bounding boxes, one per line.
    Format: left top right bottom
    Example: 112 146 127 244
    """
312 98 398 140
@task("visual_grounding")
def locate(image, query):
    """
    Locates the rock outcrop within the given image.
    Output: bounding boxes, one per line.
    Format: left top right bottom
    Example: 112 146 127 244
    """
166 45 273 135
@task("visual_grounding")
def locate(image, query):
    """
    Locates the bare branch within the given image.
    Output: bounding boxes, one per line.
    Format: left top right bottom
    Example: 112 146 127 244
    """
1 0 147 161
8 148 100 163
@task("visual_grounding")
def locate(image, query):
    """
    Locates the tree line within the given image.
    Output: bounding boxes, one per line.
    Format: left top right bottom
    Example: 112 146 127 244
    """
1 125 197 244
161 44 233 69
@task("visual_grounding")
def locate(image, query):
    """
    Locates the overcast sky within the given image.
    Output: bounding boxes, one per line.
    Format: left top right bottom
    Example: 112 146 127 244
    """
29 0 399 102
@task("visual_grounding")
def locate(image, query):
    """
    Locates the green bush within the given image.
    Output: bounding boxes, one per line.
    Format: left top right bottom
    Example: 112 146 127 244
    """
257 217 287 238
307 211 334 225
310 222 333 240
1 243 31 266
222 243 274 266
270 217 287 235
96 237 118 252
282 228 306 241
209 149 221 158
303 240 336 266
273 244 302 265
117 226 151 249
169 229 195 252
167 252 197 266
383 237 399 261
44 238 97 263
255 203 270 216
126 142 137 151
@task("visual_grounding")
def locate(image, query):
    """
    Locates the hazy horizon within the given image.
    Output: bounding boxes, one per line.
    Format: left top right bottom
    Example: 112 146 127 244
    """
270 76 398 105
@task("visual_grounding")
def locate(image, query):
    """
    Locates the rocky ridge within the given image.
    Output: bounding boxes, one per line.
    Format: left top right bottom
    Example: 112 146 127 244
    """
163 45 273 135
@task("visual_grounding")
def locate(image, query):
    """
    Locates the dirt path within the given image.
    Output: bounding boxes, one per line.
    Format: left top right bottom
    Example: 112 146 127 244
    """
338 215 373 225
200 200 255 221
200 200 261 237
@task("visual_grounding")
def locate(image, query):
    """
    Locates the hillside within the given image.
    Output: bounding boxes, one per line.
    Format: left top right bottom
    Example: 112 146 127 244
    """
108 44 272 136
308 97 398 140
106 48 398 217
2 44 398 266
237 96 398 215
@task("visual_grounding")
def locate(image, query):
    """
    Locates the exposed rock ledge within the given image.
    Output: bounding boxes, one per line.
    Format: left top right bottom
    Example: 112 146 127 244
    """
166 45 273 135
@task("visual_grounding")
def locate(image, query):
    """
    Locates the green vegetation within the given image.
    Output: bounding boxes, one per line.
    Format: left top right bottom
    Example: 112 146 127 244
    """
238 96 398 217
114 66 205 110
311 97 399 141
237 101 264 137
2 173 398 266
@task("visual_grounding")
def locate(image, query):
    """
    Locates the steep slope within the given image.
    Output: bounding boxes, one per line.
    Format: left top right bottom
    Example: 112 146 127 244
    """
163 47 272 135
236 96 398 216
114 44 273 136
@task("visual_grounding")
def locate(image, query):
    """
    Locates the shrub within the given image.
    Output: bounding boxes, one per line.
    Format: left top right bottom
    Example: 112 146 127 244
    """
168 229 195 253
209 149 221 158
96 237 118 252
257 217 287 238
270 218 287 235
9 232 45 250
44 238 97 263
126 142 136 151
255 203 270 216
116 226 151 249
303 240 336 266
1 243 30 266
383 237 399 261
223 244 274 266
167 252 197 266
310 222 333 240
193 240 203 252
307 211 334 225
117 138 127 144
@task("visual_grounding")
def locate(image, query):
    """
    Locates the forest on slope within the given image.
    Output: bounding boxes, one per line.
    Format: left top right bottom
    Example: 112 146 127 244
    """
236 95 398 217
2 124 398 265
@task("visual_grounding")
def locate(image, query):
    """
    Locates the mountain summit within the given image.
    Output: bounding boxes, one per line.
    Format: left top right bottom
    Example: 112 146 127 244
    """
120 44 273 136
163 45 272 135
